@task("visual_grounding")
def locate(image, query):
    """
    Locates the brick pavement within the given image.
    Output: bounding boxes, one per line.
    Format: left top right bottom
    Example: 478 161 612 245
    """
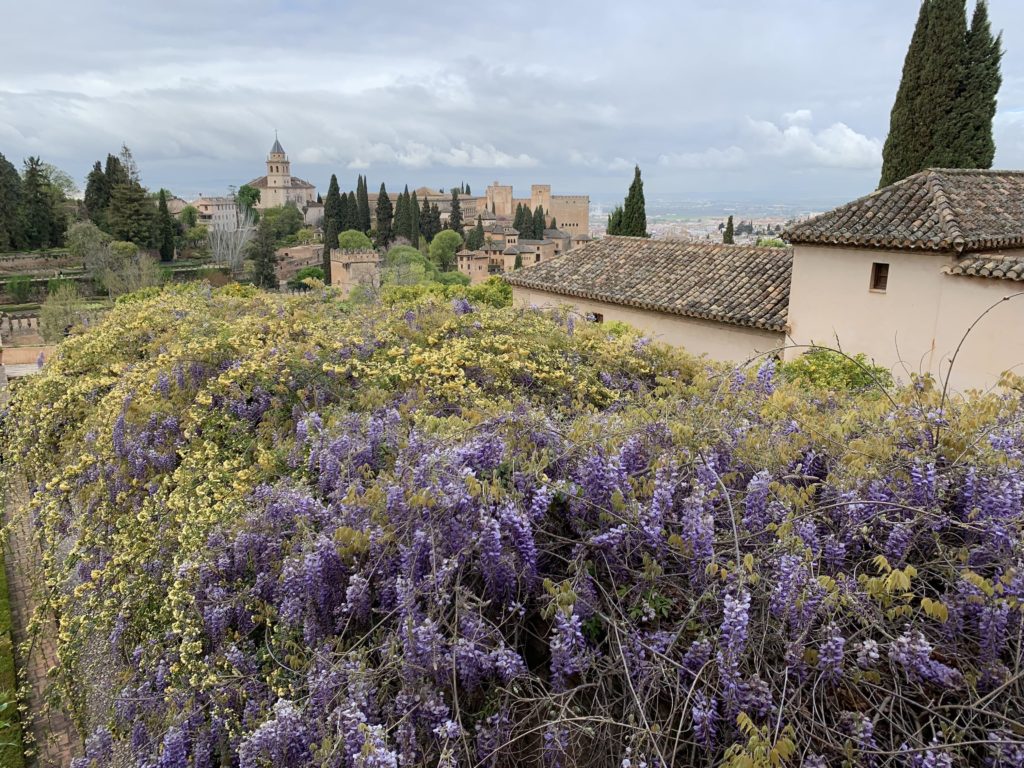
3 481 80 767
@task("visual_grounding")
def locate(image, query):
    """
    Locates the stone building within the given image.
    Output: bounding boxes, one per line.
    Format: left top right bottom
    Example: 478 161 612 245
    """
783 168 1024 390
506 237 791 362
246 136 317 211
330 249 381 299
275 244 323 283
192 196 239 231
457 250 491 285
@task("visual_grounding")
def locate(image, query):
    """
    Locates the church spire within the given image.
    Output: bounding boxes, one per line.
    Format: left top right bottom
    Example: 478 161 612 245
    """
271 130 285 156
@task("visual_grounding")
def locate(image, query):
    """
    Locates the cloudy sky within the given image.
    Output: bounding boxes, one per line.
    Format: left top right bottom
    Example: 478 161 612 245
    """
2 0 1022 208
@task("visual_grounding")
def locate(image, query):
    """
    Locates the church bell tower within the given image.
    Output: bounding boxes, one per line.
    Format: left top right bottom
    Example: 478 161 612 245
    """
267 132 290 189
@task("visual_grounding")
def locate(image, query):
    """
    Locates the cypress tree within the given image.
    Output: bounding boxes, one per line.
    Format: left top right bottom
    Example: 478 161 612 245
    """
349 192 361 231
449 189 463 235
419 194 431 242
410 192 420 248
339 191 352 234
880 2 931 187
429 204 442 242
322 175 343 277
621 165 648 237
946 0 1003 168
357 175 371 233
723 216 735 245
157 189 176 262
394 186 409 242
0 152 23 250
607 206 623 235
532 206 545 240
550 217 557 230
467 215 485 251
514 251 523 270
465 183 471 196
250 218 279 289
920 0 970 169
513 203 526 234
104 153 128 191
375 183 393 249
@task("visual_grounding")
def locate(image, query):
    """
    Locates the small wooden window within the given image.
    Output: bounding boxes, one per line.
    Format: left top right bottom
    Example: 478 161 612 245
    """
870 262 889 291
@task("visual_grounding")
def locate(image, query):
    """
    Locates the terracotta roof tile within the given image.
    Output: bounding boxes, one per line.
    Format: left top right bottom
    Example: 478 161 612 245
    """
784 169 1024 254
945 254 1024 281
504 236 792 331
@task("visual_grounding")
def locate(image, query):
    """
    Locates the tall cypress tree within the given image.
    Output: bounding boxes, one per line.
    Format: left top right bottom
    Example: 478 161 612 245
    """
0 152 22 250
919 0 969 169
349 192 362 231
428 204 442 242
947 0 1003 168
250 218 279 289
419 194 431 242
375 183 393 249
338 191 352 235
449 189 463 235
157 189 176 262
467 215 485 251
607 206 623 235
394 186 409 242
532 206 546 240
723 215 735 245
879 0 998 186
357 175 371 233
513 203 526 234
410 192 420 248
621 165 648 237
322 174 343 278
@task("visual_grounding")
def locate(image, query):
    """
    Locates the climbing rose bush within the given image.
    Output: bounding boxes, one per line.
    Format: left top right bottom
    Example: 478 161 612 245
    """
2 283 1024 767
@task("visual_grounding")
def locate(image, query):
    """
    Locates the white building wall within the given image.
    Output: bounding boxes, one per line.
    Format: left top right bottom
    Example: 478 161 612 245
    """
512 287 784 363
786 245 1024 390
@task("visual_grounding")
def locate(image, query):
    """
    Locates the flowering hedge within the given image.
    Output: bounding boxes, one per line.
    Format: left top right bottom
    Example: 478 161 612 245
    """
2 283 1023 767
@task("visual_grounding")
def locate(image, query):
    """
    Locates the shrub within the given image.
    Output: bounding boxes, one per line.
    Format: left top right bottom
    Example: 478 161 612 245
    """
756 237 787 248
287 266 325 290
5 274 31 303
781 347 894 390
39 280 86 342
338 229 373 251
3 287 1024 766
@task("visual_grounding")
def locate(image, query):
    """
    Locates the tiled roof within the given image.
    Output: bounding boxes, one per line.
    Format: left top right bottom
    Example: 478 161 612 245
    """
271 137 285 154
544 228 571 239
785 169 1024 254
505 236 792 332
945 254 1024 281
245 175 316 190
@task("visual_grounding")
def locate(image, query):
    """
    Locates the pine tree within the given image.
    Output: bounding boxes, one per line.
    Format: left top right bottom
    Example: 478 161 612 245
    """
621 165 648 237
0 152 22 250
723 215 735 245
104 153 129 190
947 0 1003 168
20 157 65 249
107 177 154 247
410 192 420 248
157 189 176 262
357 175 371 233
83 161 110 227
375 183 393 249
250 218 279 289
449 189 463 235
532 206 546 240
467 215 485 251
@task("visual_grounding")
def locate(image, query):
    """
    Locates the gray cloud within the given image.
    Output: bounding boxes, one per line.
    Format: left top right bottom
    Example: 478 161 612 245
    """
1 0 1022 205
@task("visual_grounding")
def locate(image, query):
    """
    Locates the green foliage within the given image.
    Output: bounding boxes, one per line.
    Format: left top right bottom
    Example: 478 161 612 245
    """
879 0 1001 186
724 215 735 244
249 219 279 289
466 216 485 251
375 184 393 249
380 275 512 308
606 205 624 235
338 229 373 250
237 185 261 221
428 229 462 272
618 165 648 237
83 160 110 229
532 205 545 240
288 266 325 290
449 189 463 235
756 237 786 248
260 205 304 242
0 152 22 251
781 348 894 391
179 205 199 229
106 147 156 247
5 274 32 303
409 191 420 248
157 189 176 262
435 270 470 286
0 549 26 767
40 280 87 342
382 245 432 286
19 156 67 249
